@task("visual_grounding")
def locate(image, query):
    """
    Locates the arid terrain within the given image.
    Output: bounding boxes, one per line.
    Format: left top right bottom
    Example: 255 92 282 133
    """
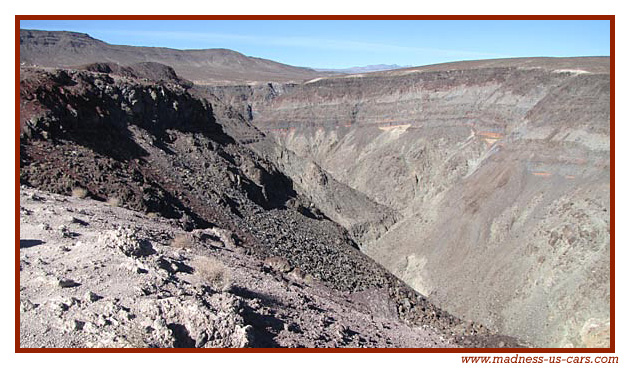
20 186 473 348
20 29 329 85
219 58 611 348
19 29 610 348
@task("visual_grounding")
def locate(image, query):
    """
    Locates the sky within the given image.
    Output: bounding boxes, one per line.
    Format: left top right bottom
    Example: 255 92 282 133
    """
19 19 610 69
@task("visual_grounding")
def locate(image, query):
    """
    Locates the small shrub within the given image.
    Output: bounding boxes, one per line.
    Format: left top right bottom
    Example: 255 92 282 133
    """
194 256 232 292
71 187 88 199
107 197 121 207
170 234 192 249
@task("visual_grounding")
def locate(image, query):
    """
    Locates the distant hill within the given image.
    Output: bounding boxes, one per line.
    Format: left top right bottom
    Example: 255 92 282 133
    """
20 29 327 85
315 64 411 74
376 56 610 75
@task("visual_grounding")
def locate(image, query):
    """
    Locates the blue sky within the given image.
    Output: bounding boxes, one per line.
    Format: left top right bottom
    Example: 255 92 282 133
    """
20 20 610 69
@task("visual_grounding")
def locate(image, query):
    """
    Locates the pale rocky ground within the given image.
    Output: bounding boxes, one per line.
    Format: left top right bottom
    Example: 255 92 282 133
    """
19 186 458 348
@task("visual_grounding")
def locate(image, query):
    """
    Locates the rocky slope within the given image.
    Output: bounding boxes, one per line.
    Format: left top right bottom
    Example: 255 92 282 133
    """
20 186 462 348
19 65 519 348
206 58 611 348
20 29 327 85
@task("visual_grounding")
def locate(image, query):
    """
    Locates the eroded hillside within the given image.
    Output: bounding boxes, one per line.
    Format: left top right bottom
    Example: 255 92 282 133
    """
206 58 611 348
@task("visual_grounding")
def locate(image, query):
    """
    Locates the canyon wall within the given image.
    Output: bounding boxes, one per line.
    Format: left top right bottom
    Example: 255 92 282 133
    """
212 60 611 347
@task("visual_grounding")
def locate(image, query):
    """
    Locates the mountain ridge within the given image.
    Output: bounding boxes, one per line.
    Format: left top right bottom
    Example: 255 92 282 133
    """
20 29 327 85
314 64 412 74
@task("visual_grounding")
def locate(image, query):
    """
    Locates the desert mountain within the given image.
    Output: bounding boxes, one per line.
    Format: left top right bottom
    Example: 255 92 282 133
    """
20 29 326 85
314 64 411 74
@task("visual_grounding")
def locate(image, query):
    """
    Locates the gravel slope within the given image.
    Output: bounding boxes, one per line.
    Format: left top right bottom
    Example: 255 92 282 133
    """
19 187 460 348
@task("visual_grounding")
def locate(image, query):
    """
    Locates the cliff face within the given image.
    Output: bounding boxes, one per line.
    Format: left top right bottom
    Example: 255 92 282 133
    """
210 59 611 348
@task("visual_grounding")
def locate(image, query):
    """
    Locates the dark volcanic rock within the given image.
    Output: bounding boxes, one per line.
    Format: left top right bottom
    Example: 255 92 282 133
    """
79 61 194 88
